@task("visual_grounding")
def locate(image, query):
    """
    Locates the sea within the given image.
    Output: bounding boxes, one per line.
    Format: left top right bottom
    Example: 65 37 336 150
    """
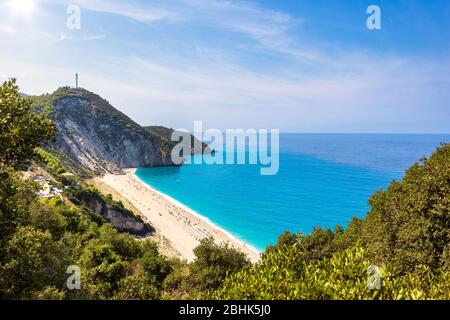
135 134 449 252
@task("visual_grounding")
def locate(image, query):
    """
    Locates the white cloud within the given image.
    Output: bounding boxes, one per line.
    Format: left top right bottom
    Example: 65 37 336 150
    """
0 0 448 132
1 48 448 133
63 53 450 131
182 0 316 60
57 0 313 60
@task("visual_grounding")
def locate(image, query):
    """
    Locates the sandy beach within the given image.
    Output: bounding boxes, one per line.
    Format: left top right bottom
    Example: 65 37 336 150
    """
97 169 261 263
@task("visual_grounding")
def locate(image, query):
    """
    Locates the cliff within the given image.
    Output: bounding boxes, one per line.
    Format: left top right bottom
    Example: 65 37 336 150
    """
67 186 153 236
29 87 176 175
145 125 213 155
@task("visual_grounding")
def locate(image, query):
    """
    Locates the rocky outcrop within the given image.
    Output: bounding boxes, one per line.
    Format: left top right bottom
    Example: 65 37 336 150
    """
33 88 175 175
144 126 213 155
73 187 152 236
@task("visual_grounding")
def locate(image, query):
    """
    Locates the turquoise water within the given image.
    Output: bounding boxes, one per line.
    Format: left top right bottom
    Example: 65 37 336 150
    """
136 134 449 251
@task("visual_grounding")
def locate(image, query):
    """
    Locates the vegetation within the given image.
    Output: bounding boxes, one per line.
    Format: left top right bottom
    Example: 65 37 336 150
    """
0 79 449 300
31 87 172 149
144 125 211 155
27 86 70 117
34 147 68 175
163 239 250 299
363 144 450 272
65 184 155 234
212 245 449 300
29 86 175 174
0 79 57 168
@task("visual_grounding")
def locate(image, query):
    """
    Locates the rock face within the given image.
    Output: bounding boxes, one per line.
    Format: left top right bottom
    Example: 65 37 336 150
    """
39 88 175 174
75 189 152 236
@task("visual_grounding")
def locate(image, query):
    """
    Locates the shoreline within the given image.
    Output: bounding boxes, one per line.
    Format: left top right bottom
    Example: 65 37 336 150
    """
132 169 262 255
99 169 261 263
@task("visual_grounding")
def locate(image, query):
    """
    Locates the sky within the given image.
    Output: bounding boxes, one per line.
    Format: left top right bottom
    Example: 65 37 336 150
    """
0 0 449 133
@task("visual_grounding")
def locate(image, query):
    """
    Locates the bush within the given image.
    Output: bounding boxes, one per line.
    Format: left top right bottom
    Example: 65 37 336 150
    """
34 147 67 175
0 226 68 299
211 244 450 300
363 143 450 272
78 241 127 298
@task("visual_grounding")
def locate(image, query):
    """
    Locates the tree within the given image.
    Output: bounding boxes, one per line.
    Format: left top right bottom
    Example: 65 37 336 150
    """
78 240 127 298
266 219 363 264
0 226 67 299
363 143 450 272
163 239 250 299
0 79 57 168
113 275 159 300
190 238 250 294
0 169 36 255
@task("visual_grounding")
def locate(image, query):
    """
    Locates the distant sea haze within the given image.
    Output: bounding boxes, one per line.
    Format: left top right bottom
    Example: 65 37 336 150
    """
136 134 450 251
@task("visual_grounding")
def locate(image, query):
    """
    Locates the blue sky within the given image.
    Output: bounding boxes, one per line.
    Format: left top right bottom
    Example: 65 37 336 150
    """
0 0 449 133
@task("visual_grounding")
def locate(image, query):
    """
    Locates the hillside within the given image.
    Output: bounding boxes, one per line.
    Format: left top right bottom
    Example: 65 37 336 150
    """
144 126 212 155
28 88 176 175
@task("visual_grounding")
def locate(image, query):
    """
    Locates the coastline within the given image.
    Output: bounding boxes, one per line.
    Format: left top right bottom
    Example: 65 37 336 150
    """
98 169 261 263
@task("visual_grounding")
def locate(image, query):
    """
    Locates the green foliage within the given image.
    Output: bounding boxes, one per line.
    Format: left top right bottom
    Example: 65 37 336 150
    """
266 218 364 265
0 226 69 299
0 172 175 299
363 143 450 271
211 244 450 300
78 241 128 298
268 227 335 261
27 86 70 117
68 185 140 219
164 238 251 299
113 274 160 300
26 200 69 239
144 126 212 155
0 79 57 168
0 168 37 253
34 147 67 175
191 238 250 291
163 261 192 299
65 184 154 235
139 243 174 287
96 224 146 262
31 286 66 300
112 241 174 300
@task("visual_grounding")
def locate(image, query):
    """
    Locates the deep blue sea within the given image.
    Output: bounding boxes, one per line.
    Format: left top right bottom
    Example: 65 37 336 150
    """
136 134 449 251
